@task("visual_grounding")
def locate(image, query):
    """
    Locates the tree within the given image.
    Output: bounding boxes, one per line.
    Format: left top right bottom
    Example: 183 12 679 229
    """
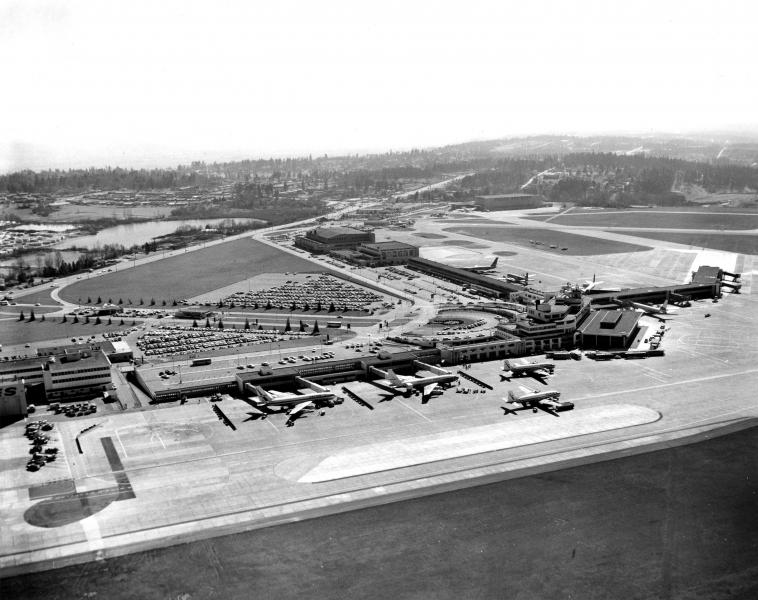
244 318 250 330
107 317 112 325
328 302 335 312
299 320 306 332
95 316 102 325
108 298 112 303
128 298 133 305
61 314 67 323
28 309 35 322
172 299 177 306
258 324 263 330
18 310 25 321
205 318 211 328
87 297 92 304
139 298 144 305
85 315 91 324
316 301 322 311
150 298 156 306
162 300 166 306
218 319 224 329
312 320 320 334
97 296 102 304
291 302 297 311
266 300 272 310
118 298 123 304
284 318 292 332
304 302 310 311
193 319 199 328
73 314 79 323
119 318 125 325
40 314 46 322
131 319 136 326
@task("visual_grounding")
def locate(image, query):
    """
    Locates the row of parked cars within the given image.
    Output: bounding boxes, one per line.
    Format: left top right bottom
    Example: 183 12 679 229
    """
25 420 58 472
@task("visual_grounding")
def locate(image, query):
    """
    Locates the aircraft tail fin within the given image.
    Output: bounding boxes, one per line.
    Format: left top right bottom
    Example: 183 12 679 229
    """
386 369 403 386
490 257 498 269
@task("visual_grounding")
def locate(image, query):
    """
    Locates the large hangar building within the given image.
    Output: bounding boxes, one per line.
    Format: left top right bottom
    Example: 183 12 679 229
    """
294 227 375 254
475 193 544 211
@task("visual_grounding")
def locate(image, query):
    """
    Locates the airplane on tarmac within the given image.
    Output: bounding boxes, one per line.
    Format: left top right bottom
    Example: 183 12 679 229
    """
501 358 555 383
460 257 499 274
616 298 675 319
246 377 341 419
502 386 574 416
581 274 621 295
369 361 458 403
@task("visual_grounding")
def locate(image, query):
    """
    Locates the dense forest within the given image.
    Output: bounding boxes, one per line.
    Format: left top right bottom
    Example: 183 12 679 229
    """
0 167 215 193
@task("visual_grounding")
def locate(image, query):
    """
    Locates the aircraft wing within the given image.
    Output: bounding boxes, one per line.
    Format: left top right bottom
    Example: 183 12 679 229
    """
518 385 533 395
421 382 438 404
288 401 314 417
535 401 560 417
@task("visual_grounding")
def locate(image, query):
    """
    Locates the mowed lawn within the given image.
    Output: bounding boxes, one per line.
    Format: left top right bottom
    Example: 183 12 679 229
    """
531 210 758 230
60 238 328 305
614 230 758 255
445 226 651 255
6 424 758 599
0 318 130 346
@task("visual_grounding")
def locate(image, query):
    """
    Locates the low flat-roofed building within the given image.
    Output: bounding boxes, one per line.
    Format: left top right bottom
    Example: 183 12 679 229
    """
407 257 523 299
355 241 419 266
37 340 132 363
475 193 543 211
42 349 112 401
0 357 46 387
294 226 375 254
577 309 641 349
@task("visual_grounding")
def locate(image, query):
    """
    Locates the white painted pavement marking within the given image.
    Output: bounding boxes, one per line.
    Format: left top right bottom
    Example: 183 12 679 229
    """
396 398 432 423
114 428 129 458
300 404 659 482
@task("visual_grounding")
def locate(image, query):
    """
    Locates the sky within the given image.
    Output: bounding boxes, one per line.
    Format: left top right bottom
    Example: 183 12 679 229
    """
1 0 757 172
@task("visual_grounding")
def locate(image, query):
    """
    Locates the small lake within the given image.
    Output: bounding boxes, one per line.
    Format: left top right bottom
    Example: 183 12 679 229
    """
0 218 263 269
55 218 264 250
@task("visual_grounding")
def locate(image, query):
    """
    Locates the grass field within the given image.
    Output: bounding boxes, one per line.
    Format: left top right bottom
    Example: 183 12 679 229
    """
613 230 758 255
0 318 131 346
60 238 330 305
445 226 651 255
531 210 758 230
4 424 758 599
8 289 61 306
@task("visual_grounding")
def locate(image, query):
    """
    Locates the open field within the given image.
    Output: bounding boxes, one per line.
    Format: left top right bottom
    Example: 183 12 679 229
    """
530 210 758 230
445 226 652 255
4 423 758 599
614 230 758 255
60 238 333 305
0 318 129 346
0 305 60 316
